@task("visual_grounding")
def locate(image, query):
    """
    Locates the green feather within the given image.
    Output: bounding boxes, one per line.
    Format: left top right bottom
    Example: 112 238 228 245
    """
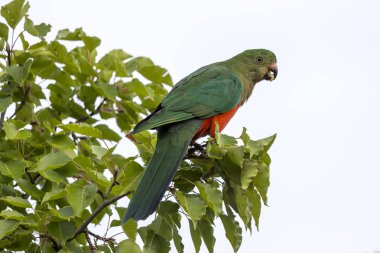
122 119 202 222
123 49 277 222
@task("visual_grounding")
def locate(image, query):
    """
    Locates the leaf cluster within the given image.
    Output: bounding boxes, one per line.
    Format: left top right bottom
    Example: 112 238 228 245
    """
0 1 276 252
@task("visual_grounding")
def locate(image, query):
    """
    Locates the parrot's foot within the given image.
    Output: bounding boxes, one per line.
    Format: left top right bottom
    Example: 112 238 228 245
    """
125 133 142 144
190 141 207 151
186 141 208 160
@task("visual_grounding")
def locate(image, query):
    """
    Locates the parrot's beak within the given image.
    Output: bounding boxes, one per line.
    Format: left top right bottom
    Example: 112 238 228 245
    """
265 63 278 81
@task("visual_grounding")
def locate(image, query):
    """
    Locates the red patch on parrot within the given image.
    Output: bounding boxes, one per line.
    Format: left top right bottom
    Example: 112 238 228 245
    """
193 104 240 140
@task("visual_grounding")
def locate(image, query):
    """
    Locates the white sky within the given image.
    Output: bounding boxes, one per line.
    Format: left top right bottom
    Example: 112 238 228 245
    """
29 0 380 252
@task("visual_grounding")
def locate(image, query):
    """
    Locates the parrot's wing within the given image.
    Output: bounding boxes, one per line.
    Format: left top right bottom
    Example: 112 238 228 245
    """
131 65 243 134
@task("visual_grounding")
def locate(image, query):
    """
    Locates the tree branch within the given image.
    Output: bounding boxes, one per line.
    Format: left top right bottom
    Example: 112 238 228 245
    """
0 112 6 132
0 42 12 132
87 230 115 243
10 85 30 119
105 167 119 198
76 98 107 123
85 231 96 253
67 192 130 242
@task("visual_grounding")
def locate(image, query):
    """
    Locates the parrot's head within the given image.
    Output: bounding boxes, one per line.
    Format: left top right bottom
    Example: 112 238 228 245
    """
237 49 278 83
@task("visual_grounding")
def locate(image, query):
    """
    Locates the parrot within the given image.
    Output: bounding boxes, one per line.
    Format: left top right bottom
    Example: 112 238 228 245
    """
122 49 278 223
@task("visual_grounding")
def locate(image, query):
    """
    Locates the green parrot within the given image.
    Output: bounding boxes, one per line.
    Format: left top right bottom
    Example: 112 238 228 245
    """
122 49 278 223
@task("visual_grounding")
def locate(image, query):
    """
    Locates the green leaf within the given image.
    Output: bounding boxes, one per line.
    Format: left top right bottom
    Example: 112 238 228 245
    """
116 239 142 253
253 161 270 205
49 206 75 220
42 189 66 204
257 134 277 154
195 181 223 216
95 124 121 142
29 151 71 172
172 225 184 253
0 219 19 239
56 28 84 40
17 178 44 200
122 218 138 240
0 22 8 39
220 215 242 253
139 65 172 85
0 37 4 51
175 192 207 227
59 123 102 138
91 145 108 158
47 134 75 149
240 127 250 145
247 185 262 230
198 219 216 253
1 0 30 29
0 160 26 179
245 140 262 158
24 17 51 38
114 161 144 195
0 96 11 113
216 133 237 147
225 146 244 168
47 221 76 242
66 179 98 216
233 186 252 228
3 121 31 140
143 229 170 253
0 210 25 220
6 64 26 84
82 35 101 51
157 201 180 216
241 160 259 189
0 196 32 208
188 219 201 253
39 169 65 183
148 215 173 241
93 81 117 99
206 142 225 159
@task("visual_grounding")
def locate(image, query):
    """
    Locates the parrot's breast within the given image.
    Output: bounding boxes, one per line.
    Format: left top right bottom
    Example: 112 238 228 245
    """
193 104 240 140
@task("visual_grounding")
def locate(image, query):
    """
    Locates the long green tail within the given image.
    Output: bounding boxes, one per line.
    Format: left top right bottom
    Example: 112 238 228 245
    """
122 119 202 223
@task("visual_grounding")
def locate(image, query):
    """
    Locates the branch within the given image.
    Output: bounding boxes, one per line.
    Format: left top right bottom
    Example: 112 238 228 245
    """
10 85 30 119
0 42 12 132
0 112 5 132
87 230 115 243
85 231 97 253
67 192 130 242
76 98 107 123
105 167 120 198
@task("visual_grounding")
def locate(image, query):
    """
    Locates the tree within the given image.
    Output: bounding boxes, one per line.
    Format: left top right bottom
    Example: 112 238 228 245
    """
0 0 275 252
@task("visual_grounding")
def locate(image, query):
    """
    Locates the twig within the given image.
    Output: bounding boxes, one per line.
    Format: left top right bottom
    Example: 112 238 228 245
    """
67 192 130 242
0 42 12 132
87 230 115 243
10 85 30 119
40 233 60 252
85 231 96 253
105 168 119 198
76 98 107 123
202 167 216 180
0 112 6 132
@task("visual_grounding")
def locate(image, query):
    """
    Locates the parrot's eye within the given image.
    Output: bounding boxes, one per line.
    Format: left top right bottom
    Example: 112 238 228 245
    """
256 56 264 63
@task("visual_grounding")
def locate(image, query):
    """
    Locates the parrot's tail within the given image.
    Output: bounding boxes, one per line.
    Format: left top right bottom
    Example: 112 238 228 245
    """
122 119 203 223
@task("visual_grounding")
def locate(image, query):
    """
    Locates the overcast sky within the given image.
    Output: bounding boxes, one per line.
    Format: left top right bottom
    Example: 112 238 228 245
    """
29 0 380 252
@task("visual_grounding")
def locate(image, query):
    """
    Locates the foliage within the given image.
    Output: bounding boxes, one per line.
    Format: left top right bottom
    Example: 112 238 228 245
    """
0 0 275 252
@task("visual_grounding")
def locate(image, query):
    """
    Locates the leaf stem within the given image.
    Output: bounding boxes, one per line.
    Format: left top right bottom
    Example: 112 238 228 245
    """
0 42 13 131
67 192 130 242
